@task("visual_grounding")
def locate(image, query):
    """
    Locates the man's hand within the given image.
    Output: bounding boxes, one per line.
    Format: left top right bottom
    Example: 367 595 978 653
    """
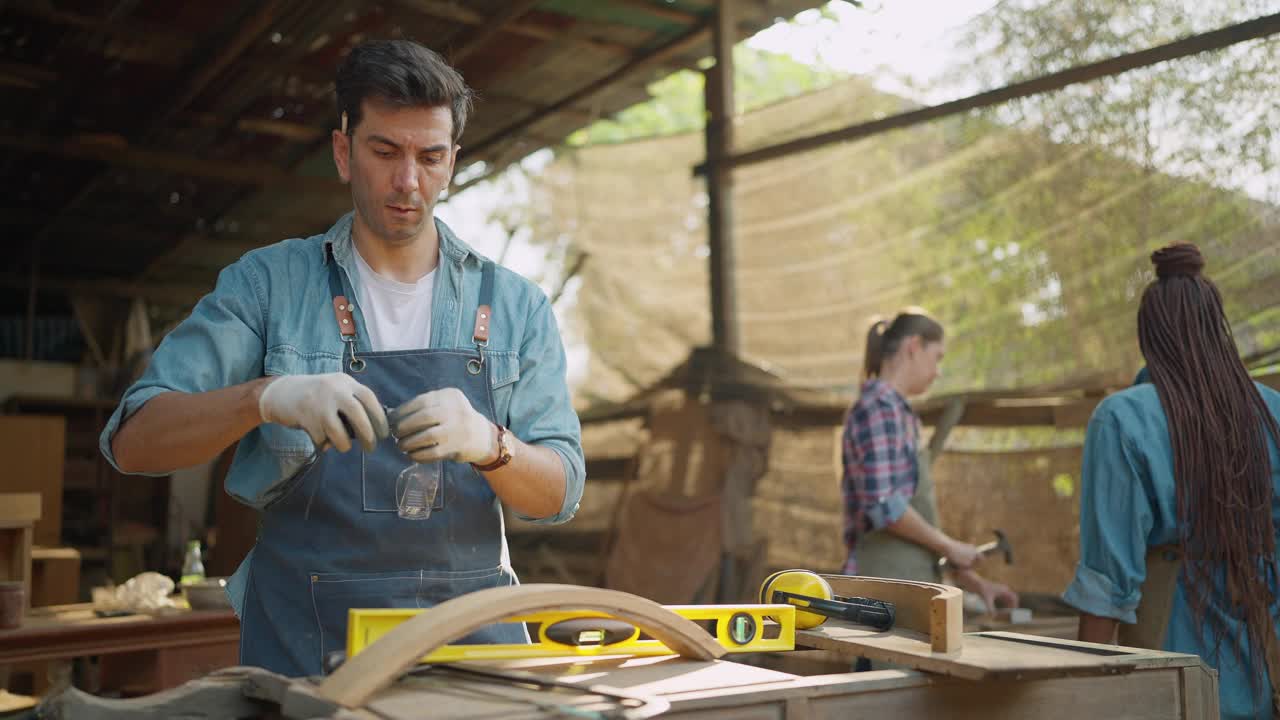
258 373 389 453
392 388 496 464
952 568 1019 615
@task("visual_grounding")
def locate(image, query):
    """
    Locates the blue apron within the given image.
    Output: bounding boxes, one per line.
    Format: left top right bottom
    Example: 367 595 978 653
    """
238 250 525 677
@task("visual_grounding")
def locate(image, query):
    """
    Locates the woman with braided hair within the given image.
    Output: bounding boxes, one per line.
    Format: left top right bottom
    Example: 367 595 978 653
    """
1064 243 1280 719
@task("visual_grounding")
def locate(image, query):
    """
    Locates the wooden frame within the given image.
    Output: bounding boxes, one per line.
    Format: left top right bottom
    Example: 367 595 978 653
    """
316 583 726 708
0 493 41 612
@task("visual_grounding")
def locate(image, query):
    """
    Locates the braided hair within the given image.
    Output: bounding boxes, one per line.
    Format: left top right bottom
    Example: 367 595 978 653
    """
1137 242 1279 676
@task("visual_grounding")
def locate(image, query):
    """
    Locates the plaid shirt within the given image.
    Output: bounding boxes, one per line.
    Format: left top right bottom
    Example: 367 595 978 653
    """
841 378 920 573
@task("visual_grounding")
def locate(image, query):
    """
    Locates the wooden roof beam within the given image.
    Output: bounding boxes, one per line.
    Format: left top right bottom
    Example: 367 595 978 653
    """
607 0 701 24
188 112 326 142
160 0 291 126
5 3 172 37
696 11 1280 173
466 13 712 158
0 272 208 305
449 0 545 64
0 61 57 89
398 0 637 57
0 132 346 197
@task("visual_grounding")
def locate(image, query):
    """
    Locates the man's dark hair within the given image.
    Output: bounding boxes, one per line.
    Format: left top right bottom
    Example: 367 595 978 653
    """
335 40 474 143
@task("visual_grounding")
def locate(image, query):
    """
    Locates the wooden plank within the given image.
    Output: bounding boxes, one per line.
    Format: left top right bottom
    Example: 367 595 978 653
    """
1176 663 1220 720
798 668 1187 720
795 625 1208 682
31 546 81 607
653 665 1209 720
362 656 795 720
821 575 963 653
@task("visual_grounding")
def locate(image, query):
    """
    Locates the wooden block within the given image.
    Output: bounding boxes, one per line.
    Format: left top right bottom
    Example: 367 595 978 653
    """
30 546 81 606
0 689 37 713
0 493 41 527
821 574 964 653
0 416 64 546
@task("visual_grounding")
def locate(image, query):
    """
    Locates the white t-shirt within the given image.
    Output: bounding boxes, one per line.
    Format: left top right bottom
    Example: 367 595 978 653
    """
351 246 437 352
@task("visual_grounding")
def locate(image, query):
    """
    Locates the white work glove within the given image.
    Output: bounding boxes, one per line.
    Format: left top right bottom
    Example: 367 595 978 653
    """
258 373 390 453
391 387 496 464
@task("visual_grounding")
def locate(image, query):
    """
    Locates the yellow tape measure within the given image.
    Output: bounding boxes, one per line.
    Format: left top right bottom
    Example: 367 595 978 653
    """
347 604 796 663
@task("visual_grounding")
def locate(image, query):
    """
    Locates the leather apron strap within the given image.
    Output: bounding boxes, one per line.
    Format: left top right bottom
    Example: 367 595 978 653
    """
1118 544 1181 650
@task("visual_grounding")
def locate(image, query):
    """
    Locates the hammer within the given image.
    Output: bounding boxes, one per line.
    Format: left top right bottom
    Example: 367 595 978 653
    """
937 529 1013 569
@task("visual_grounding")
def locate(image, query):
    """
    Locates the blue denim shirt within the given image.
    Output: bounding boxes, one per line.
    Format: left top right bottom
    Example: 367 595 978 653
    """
100 212 584 524
1064 377 1280 720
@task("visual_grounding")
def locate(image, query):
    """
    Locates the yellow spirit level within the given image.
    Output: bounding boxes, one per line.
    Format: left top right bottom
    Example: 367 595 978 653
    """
347 604 796 663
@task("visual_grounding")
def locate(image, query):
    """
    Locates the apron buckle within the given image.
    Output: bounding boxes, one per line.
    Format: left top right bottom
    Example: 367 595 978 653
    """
346 338 365 373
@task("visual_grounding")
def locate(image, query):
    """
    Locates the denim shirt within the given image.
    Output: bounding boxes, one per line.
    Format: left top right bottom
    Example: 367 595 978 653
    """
99 212 584 524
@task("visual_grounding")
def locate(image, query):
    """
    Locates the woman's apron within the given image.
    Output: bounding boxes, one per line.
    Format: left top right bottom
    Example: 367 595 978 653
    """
852 448 942 583
238 254 525 677
1122 546 1280 715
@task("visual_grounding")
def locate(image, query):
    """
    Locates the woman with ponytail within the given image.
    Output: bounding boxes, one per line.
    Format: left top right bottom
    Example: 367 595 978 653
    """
1065 243 1280 719
842 310 1017 614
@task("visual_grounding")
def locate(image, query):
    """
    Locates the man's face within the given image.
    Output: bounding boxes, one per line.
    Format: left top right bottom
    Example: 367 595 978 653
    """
332 99 458 247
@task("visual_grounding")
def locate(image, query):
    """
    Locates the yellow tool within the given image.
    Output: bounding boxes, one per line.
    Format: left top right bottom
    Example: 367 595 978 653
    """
348 604 795 663
759 569 896 631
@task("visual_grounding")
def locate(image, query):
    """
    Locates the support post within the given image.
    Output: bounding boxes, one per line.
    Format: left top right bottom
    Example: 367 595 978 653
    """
24 240 40 361
704 0 738 358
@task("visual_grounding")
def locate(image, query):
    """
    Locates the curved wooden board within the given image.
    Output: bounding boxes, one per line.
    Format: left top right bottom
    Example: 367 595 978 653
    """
315 583 727 709
820 574 963 653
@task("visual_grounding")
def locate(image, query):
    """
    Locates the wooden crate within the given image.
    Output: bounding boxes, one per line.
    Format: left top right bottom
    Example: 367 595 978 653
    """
0 415 65 547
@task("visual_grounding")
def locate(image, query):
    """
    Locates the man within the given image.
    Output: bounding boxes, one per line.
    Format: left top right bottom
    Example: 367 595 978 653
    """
101 40 585 677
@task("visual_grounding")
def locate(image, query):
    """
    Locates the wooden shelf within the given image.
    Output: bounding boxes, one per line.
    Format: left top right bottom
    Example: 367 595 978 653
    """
2 394 120 414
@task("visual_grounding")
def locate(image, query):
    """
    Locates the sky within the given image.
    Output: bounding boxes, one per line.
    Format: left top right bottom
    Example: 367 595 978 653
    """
746 0 999 100
436 0 1001 388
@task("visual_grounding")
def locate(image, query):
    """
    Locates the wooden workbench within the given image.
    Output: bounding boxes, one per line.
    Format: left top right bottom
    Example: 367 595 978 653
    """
1 603 239 695
38 581 1218 719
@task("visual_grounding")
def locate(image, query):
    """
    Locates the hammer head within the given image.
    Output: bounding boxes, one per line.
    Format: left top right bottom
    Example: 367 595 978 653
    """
991 529 1014 565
